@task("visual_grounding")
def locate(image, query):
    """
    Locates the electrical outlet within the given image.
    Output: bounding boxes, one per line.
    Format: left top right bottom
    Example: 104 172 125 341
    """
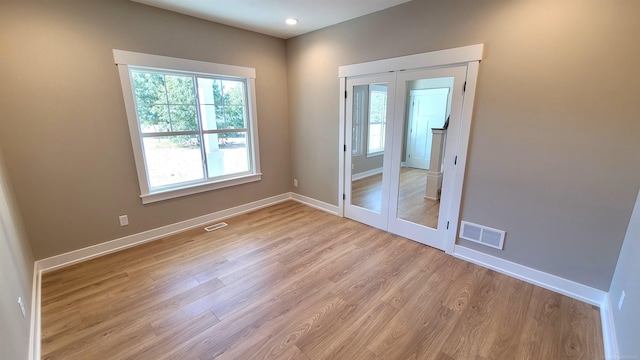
119 215 129 226
618 290 626 311
18 297 26 318
293 179 298 187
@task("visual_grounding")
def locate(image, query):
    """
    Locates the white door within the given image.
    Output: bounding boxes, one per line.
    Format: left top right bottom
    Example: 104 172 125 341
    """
387 65 467 249
343 66 468 251
344 73 395 231
406 88 450 170
339 45 482 253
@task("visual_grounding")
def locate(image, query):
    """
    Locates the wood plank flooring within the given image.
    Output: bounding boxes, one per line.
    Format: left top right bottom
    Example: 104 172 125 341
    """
40 201 604 360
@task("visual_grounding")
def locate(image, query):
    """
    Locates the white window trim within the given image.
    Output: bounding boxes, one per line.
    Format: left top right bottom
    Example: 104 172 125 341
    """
113 50 261 204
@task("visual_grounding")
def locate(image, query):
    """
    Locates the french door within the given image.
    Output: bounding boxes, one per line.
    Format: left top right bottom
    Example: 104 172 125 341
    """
344 73 396 230
344 65 468 250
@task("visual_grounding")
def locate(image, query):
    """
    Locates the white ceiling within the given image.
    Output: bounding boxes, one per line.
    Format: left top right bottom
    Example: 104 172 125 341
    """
130 0 412 39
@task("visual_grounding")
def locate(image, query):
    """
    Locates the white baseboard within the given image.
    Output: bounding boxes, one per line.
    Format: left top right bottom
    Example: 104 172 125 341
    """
28 196 619 360
453 245 621 360
29 192 339 359
453 245 606 306
600 294 620 360
29 193 296 359
290 193 340 216
35 192 341 273
36 193 292 272
351 167 383 181
454 245 624 359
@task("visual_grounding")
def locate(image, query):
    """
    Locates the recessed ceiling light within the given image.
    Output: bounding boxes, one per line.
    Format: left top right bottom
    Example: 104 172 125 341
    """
285 18 298 26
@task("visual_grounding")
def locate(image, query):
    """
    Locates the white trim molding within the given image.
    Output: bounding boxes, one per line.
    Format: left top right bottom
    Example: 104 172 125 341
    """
38 193 289 272
290 193 340 216
31 192 315 359
600 294 620 360
338 44 484 78
453 245 606 306
443 60 480 254
113 50 262 204
339 45 483 254
338 78 346 217
28 193 616 360
140 174 262 204
351 167 383 181
36 193 338 273
454 245 618 357
113 49 256 78
28 263 41 360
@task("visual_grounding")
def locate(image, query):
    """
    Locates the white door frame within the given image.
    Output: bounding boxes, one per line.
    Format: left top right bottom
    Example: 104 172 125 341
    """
338 44 483 254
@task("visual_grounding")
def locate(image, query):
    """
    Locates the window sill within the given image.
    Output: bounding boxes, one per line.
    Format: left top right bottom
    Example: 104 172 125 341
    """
140 173 262 204
366 151 384 158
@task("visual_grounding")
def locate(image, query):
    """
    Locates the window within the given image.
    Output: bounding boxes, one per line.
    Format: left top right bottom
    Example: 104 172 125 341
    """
351 86 367 156
367 84 388 155
114 50 261 204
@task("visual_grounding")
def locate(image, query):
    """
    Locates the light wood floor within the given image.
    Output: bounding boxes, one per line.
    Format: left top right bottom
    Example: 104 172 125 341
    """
41 201 604 360
352 167 439 228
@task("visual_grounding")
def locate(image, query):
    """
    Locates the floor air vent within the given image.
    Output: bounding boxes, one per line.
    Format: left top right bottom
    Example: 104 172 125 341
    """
460 221 505 250
204 222 228 232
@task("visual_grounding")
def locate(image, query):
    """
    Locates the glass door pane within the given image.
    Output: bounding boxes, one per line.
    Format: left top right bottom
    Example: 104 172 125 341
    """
350 84 387 213
397 83 451 229
387 66 468 249
344 74 395 230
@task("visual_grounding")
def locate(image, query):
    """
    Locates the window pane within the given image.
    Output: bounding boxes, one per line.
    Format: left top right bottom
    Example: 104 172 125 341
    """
213 80 224 105
169 105 198 131
203 132 249 177
214 105 246 130
197 78 247 131
369 124 384 153
196 78 215 105
138 105 170 133
367 85 387 154
143 136 204 188
369 91 387 124
197 78 245 105
220 80 245 105
165 75 195 105
199 105 217 131
131 71 167 106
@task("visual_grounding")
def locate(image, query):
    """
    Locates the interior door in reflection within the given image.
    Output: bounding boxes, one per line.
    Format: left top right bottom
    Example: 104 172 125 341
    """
396 78 452 229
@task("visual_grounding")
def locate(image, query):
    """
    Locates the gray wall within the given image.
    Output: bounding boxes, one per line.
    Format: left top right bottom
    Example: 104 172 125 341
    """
608 190 640 359
0 149 35 360
287 0 640 290
0 0 291 259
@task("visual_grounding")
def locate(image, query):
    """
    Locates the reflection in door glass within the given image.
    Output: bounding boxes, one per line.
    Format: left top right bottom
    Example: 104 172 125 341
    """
396 78 453 228
350 83 387 213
